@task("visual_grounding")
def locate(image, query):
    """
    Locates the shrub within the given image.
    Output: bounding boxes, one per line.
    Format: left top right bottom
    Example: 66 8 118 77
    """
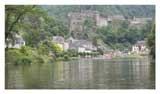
64 55 69 60
16 56 32 65
5 49 22 63
34 55 45 63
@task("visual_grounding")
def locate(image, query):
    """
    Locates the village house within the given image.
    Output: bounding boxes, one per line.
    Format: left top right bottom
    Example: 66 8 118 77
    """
67 37 97 53
52 36 69 51
107 15 126 21
7 33 25 49
130 16 153 25
132 41 148 54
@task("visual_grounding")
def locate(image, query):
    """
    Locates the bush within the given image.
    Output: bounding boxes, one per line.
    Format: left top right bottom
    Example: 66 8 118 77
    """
34 56 45 63
19 46 33 55
5 49 22 63
48 56 55 63
64 55 69 60
16 56 32 65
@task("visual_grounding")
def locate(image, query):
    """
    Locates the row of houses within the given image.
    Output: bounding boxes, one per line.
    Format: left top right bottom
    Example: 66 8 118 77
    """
7 33 149 55
51 36 150 54
52 36 97 53
132 41 149 54
6 33 97 53
102 40 149 59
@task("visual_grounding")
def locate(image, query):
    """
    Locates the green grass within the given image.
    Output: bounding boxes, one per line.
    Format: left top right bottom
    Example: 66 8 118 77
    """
113 54 145 59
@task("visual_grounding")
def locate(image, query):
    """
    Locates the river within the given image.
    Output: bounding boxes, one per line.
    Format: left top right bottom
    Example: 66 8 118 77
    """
5 58 155 89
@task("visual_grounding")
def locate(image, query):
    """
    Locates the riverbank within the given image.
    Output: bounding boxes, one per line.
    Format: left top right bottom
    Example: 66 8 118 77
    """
6 47 151 65
113 53 148 59
5 48 100 65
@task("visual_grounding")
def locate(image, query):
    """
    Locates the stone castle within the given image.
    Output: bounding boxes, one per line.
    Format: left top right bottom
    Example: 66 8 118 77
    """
68 10 153 33
68 10 108 33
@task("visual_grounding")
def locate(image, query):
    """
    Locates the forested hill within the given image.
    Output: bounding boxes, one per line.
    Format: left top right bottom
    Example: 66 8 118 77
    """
5 5 155 57
41 5 155 50
42 5 155 23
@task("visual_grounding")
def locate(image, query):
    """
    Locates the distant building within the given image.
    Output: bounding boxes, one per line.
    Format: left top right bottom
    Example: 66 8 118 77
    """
132 41 148 53
68 11 153 33
133 17 152 22
107 15 125 21
68 11 99 32
97 17 108 27
67 37 97 53
52 36 69 51
130 17 153 25
7 34 25 48
68 11 109 33
52 36 64 44
63 42 69 51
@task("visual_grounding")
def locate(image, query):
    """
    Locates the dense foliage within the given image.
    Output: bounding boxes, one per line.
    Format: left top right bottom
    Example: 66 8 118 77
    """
5 5 68 48
42 5 154 50
147 23 155 60
5 5 69 64
97 21 153 50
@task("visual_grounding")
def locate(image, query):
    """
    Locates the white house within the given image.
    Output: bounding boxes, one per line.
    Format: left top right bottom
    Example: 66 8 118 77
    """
7 34 25 48
67 37 97 53
52 36 69 51
132 41 147 53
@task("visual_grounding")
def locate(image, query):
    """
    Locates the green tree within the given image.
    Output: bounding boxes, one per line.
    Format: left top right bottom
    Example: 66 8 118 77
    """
97 48 104 55
82 18 96 33
92 37 99 46
51 43 63 57
147 23 155 60
5 5 37 48
97 20 153 50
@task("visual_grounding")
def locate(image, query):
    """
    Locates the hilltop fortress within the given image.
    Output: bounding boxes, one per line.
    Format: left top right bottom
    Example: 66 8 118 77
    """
68 10 153 33
68 10 108 33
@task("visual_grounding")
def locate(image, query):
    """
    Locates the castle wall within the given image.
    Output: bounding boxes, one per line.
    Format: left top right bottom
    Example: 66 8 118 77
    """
68 11 100 32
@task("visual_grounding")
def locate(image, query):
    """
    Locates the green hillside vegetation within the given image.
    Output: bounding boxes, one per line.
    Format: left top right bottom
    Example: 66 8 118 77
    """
5 5 69 64
147 23 155 60
42 5 154 50
97 21 153 50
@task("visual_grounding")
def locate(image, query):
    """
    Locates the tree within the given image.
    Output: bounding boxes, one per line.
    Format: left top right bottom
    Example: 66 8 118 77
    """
97 20 153 50
97 48 104 55
5 5 37 48
5 5 69 48
37 43 49 55
67 49 78 57
147 23 155 60
83 18 96 32
51 43 63 57
92 37 99 46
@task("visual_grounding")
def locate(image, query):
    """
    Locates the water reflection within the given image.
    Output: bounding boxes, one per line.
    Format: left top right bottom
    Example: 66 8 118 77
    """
5 58 155 89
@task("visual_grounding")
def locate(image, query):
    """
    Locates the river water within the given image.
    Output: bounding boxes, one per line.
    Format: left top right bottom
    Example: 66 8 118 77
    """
5 58 155 89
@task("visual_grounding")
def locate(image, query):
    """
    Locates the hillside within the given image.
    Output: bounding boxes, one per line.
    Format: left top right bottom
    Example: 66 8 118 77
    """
41 5 154 51
42 5 155 24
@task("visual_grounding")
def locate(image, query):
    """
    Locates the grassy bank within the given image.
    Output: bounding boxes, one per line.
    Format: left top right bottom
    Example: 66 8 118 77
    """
5 47 81 65
113 54 148 59
5 47 55 65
